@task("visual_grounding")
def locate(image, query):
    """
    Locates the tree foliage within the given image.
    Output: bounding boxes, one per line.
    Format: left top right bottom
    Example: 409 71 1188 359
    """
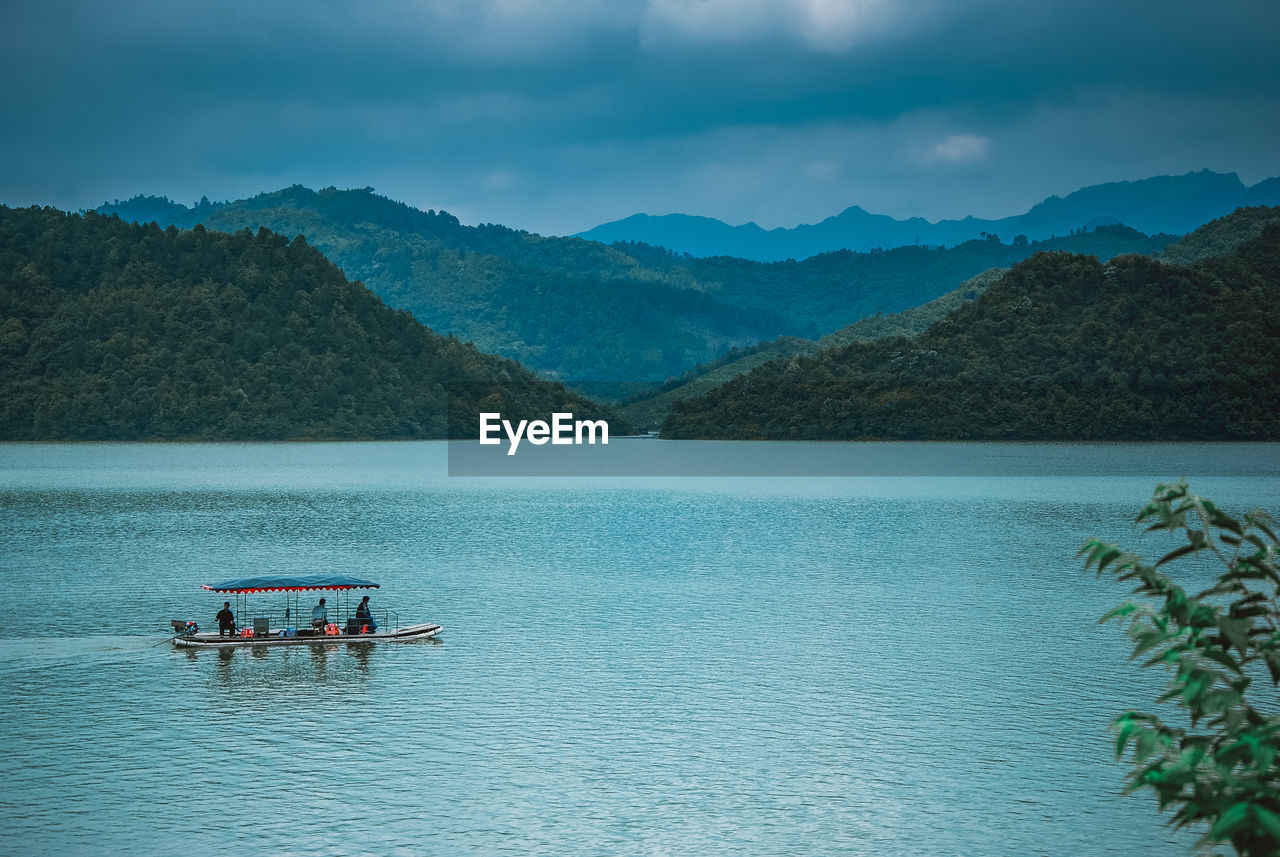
1160 207 1280 267
617 267 1012 430
0 206 623 440
663 223 1280 440
1081 482 1280 855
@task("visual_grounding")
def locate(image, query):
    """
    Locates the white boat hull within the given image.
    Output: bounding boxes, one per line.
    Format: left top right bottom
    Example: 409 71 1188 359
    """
172 621 442 648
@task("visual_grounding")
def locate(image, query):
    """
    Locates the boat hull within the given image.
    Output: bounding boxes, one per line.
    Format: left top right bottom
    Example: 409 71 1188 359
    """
171 622 442 648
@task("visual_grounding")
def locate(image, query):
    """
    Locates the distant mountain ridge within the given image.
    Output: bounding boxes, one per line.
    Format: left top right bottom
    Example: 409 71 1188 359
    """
578 170 1280 261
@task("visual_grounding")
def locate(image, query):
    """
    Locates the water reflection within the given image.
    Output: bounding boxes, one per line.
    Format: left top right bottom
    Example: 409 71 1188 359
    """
214 646 234 686
186 640 388 689
347 641 372 674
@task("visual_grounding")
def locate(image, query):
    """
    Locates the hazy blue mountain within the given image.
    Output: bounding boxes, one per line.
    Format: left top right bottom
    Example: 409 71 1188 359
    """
579 170 1280 261
575 213 778 262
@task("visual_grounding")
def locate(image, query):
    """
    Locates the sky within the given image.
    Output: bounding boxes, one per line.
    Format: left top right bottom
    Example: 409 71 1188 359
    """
2 0 1278 236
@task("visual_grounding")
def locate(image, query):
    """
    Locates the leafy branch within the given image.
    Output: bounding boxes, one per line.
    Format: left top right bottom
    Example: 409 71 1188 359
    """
1081 481 1280 855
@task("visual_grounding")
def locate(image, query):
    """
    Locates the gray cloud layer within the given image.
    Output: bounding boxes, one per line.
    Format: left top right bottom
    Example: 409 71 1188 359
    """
2 0 1277 234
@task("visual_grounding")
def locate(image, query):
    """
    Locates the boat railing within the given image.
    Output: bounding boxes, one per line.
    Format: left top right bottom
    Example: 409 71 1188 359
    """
190 607 399 637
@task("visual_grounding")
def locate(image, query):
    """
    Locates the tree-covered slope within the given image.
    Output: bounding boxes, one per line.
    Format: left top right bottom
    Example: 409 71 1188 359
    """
0 207 621 440
615 337 819 430
663 225 1280 440
99 187 773 387
616 268 1014 429
1159 205 1280 265
98 188 1174 388
814 267 1007 349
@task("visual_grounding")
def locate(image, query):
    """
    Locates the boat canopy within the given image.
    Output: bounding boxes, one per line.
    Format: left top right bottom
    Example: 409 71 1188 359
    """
202 574 381 593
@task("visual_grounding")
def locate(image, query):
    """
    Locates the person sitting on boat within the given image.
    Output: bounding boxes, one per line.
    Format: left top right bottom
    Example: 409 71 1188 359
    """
216 602 236 637
311 597 328 631
355 595 377 633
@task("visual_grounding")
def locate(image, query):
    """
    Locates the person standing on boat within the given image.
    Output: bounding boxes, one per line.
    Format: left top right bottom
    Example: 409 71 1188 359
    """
355 595 377 633
216 602 236 637
311 597 328 630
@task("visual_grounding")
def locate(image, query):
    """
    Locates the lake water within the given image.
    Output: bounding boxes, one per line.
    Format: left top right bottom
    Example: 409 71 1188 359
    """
2 441 1277 856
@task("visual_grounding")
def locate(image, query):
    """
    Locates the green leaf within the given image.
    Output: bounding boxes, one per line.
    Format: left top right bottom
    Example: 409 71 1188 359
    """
1255 805 1280 842
1154 481 1188 500
1197 647 1243 674
1115 722 1137 758
1135 729 1164 762
1131 628 1175 660
1082 541 1124 572
1263 651 1280 685
1218 616 1252 656
1143 643 1188 667
1207 508 1243 536
1196 689 1241 716
1099 602 1138 624
1205 801 1252 841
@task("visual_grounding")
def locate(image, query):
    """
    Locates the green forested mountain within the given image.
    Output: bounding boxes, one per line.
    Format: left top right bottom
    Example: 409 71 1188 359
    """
641 207 1279 433
0 207 621 440
617 267 1008 429
663 223 1280 440
97 188 1174 388
616 336 818 430
815 267 1007 349
1158 205 1280 265
98 187 770 388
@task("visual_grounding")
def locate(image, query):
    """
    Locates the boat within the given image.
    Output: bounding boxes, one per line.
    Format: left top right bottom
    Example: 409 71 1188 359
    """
170 574 442 648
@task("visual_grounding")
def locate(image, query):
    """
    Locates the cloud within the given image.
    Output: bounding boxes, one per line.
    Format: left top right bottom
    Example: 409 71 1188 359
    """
0 0 1277 236
482 170 523 193
640 0 921 52
922 134 991 166
805 160 842 180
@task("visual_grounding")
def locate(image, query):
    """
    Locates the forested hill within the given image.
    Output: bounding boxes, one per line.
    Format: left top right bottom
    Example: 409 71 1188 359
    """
0 207 621 440
97 187 1174 388
1158 205 1280 265
98 187 769 388
663 224 1280 440
616 268 1007 430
